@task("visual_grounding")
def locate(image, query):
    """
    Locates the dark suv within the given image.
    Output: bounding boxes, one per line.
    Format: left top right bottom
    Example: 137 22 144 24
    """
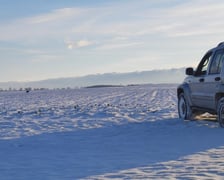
177 42 224 127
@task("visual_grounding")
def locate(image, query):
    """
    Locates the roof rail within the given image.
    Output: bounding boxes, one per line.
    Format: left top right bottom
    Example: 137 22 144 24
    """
217 42 224 47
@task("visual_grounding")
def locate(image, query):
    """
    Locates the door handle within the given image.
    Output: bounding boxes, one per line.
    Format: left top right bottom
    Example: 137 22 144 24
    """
215 77 221 81
199 78 204 82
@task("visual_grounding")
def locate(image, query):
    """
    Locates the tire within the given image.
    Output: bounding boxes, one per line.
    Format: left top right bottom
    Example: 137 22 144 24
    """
217 97 224 127
178 93 193 120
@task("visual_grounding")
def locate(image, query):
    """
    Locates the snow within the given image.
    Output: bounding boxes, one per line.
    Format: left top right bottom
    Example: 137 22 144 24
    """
0 84 223 179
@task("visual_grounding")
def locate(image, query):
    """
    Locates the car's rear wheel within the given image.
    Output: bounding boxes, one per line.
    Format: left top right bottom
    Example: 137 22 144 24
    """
217 97 224 127
178 93 192 120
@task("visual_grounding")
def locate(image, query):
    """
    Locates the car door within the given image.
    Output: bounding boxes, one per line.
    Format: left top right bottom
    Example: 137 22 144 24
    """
190 51 213 108
203 49 224 109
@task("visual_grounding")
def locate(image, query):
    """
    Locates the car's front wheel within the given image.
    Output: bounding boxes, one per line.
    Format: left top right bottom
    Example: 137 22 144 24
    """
178 93 192 120
217 97 224 127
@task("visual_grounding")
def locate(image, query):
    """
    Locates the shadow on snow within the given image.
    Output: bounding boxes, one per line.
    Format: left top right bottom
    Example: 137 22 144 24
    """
0 118 223 179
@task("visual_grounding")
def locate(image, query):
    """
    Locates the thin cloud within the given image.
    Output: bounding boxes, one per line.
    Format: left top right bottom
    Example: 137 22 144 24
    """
1 0 224 81
26 7 90 25
155 1 224 37
1 0 224 42
97 42 144 50
65 39 94 49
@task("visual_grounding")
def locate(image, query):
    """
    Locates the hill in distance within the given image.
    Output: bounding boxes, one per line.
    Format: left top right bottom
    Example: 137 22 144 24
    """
0 68 186 89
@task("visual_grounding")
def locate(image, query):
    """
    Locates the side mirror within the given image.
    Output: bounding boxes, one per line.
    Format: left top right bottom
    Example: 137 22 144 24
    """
186 67 194 75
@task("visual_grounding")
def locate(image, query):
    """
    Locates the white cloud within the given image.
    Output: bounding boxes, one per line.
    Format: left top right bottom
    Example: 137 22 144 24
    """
154 1 224 37
0 7 91 42
1 0 224 79
97 42 144 50
27 8 84 24
65 39 94 49
77 40 93 47
1 0 224 44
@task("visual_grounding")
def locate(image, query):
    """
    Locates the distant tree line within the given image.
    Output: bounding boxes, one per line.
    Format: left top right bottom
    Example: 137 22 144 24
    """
0 87 76 92
0 87 48 92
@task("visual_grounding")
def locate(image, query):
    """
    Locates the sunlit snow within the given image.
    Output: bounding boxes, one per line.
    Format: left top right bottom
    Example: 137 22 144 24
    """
0 84 223 179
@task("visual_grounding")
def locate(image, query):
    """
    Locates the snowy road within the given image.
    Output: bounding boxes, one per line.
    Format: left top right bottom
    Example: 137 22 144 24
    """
0 85 223 179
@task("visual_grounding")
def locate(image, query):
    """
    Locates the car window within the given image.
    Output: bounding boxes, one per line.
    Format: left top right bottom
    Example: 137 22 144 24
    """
209 49 224 74
195 51 213 76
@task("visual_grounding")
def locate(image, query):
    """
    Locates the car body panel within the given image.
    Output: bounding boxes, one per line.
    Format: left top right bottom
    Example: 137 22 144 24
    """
177 42 224 114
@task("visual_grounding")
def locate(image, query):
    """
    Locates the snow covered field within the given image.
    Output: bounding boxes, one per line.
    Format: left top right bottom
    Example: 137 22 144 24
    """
0 84 224 179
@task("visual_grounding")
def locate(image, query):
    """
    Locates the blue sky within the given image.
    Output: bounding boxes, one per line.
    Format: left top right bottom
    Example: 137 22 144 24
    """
1 0 224 82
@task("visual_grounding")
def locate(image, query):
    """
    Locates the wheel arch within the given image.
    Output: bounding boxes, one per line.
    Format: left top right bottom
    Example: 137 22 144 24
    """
177 88 184 97
215 93 224 109
177 83 193 107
